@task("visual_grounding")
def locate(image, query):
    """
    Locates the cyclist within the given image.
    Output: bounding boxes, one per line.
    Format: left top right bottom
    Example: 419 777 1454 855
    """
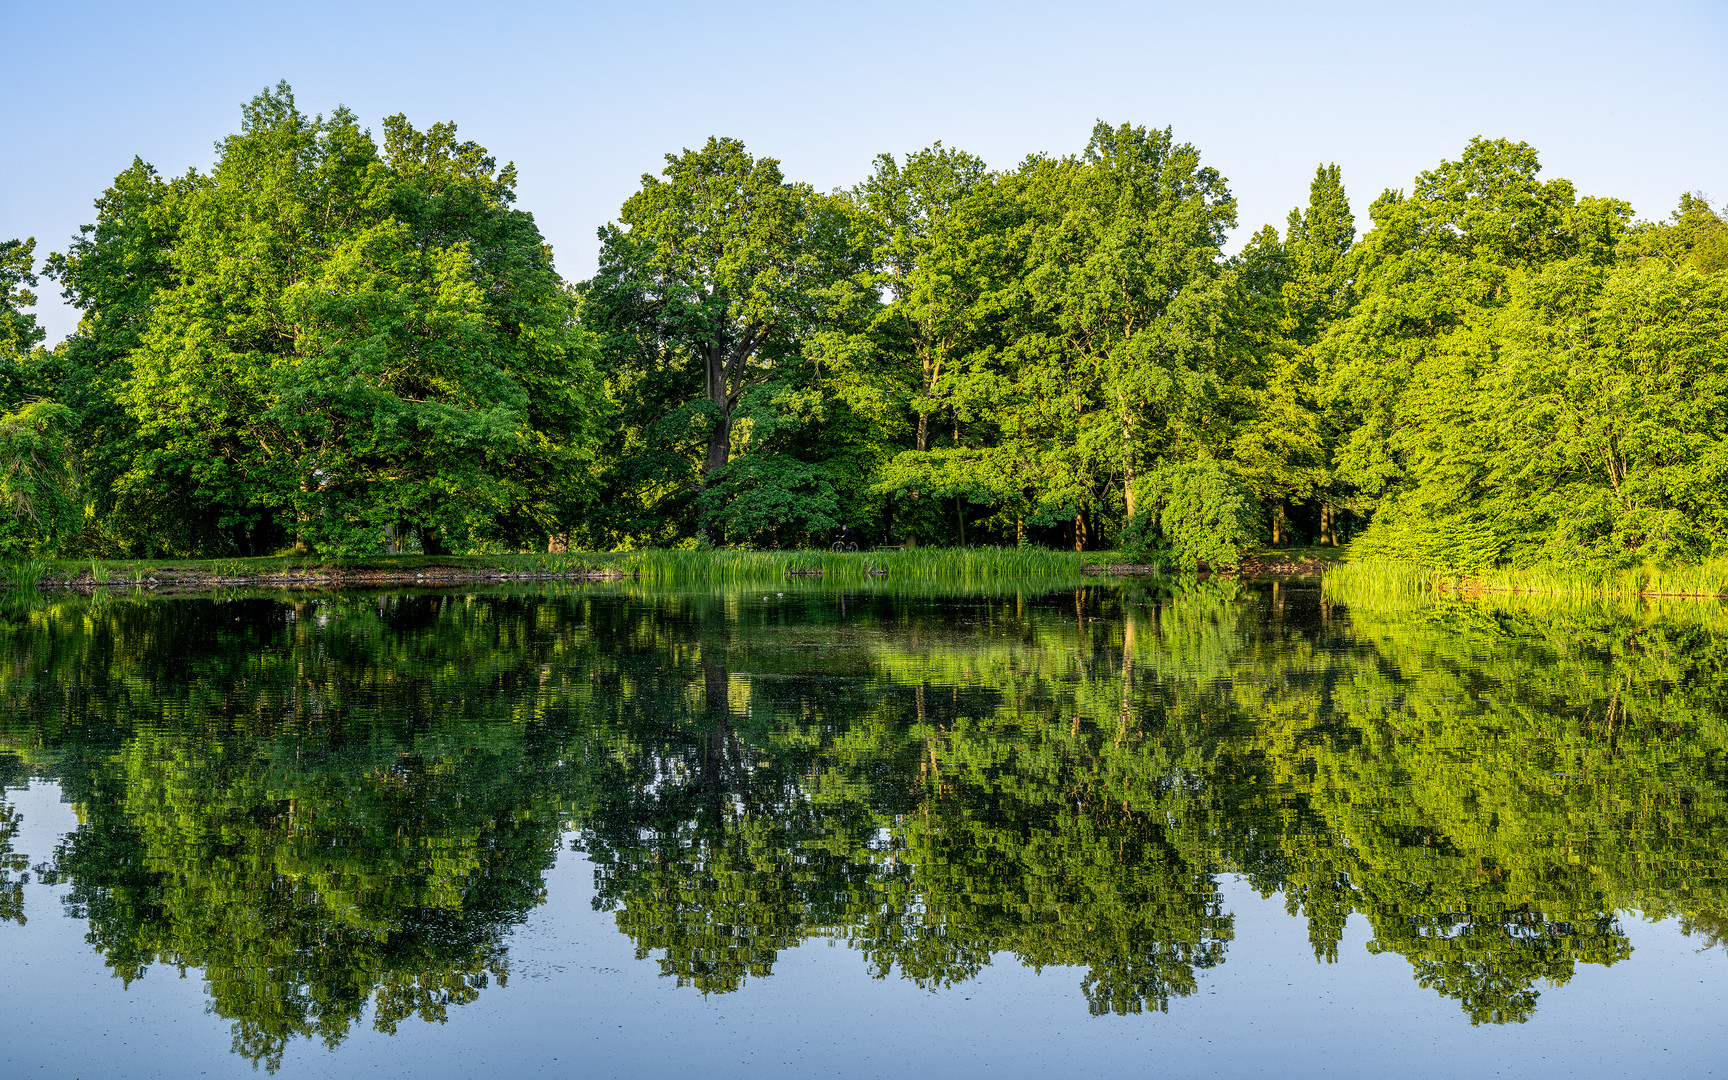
834 523 859 551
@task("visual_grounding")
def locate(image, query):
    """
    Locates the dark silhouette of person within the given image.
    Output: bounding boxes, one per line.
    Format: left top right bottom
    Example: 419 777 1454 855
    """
838 524 858 549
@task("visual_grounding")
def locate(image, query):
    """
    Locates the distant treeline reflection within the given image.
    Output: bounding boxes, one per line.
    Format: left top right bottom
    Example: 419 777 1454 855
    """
1 583 1725 1068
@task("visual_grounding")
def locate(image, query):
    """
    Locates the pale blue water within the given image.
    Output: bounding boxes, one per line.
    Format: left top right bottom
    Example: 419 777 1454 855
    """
1 583 1724 1077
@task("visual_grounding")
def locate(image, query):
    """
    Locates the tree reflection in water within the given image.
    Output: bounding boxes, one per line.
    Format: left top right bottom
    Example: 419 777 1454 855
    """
0 580 1724 1066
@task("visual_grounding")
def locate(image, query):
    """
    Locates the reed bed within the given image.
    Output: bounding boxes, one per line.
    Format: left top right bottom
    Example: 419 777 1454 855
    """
1322 559 1443 609
29 551 628 582
623 546 1084 587
1324 556 1728 606
1473 559 1728 599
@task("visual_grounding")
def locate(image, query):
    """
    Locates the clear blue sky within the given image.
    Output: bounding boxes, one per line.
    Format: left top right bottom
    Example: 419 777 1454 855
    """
4 0 1724 343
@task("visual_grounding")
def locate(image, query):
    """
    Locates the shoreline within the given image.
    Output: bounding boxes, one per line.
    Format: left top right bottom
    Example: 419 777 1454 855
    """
8 551 1344 596
24 565 634 595
5 554 1721 600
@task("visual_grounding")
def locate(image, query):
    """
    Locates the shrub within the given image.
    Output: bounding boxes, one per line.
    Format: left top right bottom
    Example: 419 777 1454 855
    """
1134 461 1263 569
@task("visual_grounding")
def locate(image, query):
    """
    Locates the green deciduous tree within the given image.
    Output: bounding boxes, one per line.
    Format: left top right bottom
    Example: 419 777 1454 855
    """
45 161 197 552
50 84 608 557
584 138 855 545
1227 164 1355 543
0 239 80 553
1315 137 1659 567
860 123 1240 550
1621 192 1728 274
0 238 46 374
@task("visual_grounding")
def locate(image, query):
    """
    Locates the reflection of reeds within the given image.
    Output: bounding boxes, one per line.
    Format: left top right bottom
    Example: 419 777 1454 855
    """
1327 557 1728 604
622 547 1085 587
1326 558 1728 630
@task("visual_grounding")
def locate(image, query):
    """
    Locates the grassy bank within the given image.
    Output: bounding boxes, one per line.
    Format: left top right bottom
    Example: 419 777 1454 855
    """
1473 560 1728 598
2 551 630 592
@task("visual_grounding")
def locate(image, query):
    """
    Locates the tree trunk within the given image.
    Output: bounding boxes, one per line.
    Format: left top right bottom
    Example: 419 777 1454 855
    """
1074 510 1088 552
1120 407 1137 521
704 655 729 717
294 477 312 555
420 526 449 557
703 346 735 479
917 345 940 453
703 408 732 478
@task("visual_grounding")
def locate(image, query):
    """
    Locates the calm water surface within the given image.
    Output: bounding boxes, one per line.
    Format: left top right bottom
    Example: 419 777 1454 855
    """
1 579 1725 1077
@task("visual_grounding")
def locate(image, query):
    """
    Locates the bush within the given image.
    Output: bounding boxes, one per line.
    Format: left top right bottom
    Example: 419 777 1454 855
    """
1128 461 1263 569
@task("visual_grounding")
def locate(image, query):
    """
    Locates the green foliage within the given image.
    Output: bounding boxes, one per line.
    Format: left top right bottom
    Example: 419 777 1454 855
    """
1127 459 1262 567
581 137 855 545
0 400 78 555
0 238 46 365
44 85 608 558
1305 139 1728 573
696 451 840 545
1344 254 1728 570
20 109 1728 576
1620 192 1728 274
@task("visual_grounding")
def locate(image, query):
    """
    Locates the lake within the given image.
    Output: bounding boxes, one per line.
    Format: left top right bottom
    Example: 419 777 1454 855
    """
1 578 1725 1077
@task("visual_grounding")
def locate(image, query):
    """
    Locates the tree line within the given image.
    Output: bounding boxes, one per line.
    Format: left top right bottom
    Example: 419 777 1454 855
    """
2 82 1724 566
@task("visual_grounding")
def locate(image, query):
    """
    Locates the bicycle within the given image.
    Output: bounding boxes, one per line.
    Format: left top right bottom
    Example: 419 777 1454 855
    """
830 541 859 553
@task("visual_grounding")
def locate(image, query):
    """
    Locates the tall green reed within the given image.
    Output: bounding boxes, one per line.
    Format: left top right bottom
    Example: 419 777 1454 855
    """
1322 559 1443 609
1474 559 1728 598
2 559 50 595
623 546 1085 587
1325 556 1728 604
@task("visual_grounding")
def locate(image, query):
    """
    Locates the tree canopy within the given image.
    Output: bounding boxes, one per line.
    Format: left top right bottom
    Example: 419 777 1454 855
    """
32 83 609 557
3 87 1721 565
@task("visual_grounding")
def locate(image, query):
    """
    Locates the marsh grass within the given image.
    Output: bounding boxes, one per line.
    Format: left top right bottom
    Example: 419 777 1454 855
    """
2 559 49 594
1325 556 1728 605
624 546 1084 587
1473 560 1728 598
34 551 630 583
1323 559 1442 609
